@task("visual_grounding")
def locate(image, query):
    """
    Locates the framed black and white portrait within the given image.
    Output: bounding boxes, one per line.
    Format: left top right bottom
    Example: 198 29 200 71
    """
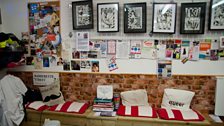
97 3 119 32
72 0 93 30
209 0 224 30
124 3 146 33
180 3 206 34
152 3 177 34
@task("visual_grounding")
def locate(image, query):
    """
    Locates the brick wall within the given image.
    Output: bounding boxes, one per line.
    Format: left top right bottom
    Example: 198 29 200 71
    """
9 72 216 113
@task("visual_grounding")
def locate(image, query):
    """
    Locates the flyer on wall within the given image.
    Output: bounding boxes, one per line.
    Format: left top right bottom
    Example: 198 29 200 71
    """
76 32 89 51
116 40 130 59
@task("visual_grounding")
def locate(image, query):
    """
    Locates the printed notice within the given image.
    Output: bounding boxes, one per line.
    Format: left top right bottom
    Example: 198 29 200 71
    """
33 72 59 85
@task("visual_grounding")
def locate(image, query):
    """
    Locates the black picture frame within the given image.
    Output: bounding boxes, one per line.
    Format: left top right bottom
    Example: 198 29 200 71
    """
72 0 93 30
97 3 119 32
152 3 177 34
124 3 146 33
180 2 206 34
209 0 224 30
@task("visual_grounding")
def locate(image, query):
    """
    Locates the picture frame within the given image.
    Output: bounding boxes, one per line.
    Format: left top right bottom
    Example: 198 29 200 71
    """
180 2 206 34
152 3 177 34
209 0 224 30
97 3 119 32
72 0 93 30
124 2 146 33
220 36 224 48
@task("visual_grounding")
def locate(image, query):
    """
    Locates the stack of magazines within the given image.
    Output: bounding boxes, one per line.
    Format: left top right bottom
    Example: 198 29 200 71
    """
93 98 114 112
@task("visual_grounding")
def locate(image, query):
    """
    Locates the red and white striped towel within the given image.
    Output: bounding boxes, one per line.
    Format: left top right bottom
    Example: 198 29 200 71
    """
157 108 204 121
48 101 89 114
117 105 157 118
26 101 48 111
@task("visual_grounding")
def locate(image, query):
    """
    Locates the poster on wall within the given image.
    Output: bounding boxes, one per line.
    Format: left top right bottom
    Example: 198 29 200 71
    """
33 72 59 85
28 1 61 60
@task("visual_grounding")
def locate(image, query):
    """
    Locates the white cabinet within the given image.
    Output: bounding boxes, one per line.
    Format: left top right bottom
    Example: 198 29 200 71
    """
215 77 224 116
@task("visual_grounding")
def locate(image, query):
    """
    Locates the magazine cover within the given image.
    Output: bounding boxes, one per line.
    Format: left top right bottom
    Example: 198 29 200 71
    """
157 60 172 78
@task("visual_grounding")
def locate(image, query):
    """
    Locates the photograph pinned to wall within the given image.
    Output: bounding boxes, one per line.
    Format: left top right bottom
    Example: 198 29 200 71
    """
210 49 219 60
72 0 93 29
63 60 70 71
124 2 146 33
80 60 91 72
116 40 130 59
211 39 219 49
49 55 57 67
218 49 224 60
57 57 64 66
72 48 80 59
43 57 50 67
26 56 34 65
180 3 206 34
152 3 177 34
92 61 99 72
88 50 99 58
188 41 200 61
141 40 157 59
181 40 190 59
76 32 89 51
34 57 42 69
107 40 116 55
21 32 30 55
71 60 81 70
209 0 224 30
199 41 211 59
28 1 62 57
157 60 172 78
107 55 118 71
220 36 224 48
172 39 181 59
97 3 119 32
166 39 174 60
80 51 88 59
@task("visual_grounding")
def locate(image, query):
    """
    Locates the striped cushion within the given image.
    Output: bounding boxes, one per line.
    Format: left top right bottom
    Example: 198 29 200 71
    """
157 108 204 121
26 101 48 111
48 101 89 114
117 105 157 118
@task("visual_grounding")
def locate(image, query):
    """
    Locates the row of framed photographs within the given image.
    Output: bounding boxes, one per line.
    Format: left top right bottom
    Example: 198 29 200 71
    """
72 0 224 34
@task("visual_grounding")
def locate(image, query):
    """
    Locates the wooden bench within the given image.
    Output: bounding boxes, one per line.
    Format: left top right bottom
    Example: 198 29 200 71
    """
20 109 213 126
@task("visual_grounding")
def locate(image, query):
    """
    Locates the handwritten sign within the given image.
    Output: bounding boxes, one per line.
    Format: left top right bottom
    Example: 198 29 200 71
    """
33 72 59 85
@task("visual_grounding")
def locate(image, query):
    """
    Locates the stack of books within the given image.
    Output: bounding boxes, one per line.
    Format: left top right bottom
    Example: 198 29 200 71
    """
92 98 114 112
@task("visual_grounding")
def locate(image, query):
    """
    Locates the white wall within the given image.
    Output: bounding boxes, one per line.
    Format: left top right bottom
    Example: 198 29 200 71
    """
3 0 224 75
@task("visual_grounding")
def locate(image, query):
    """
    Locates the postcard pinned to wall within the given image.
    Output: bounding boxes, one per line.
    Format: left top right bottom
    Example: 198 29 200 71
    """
157 60 172 78
181 40 190 59
80 60 91 72
199 41 211 59
33 72 59 85
188 41 200 61
76 32 89 51
107 40 116 55
141 40 157 59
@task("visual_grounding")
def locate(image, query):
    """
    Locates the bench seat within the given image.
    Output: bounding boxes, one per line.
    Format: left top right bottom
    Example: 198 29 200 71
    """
20 109 212 126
